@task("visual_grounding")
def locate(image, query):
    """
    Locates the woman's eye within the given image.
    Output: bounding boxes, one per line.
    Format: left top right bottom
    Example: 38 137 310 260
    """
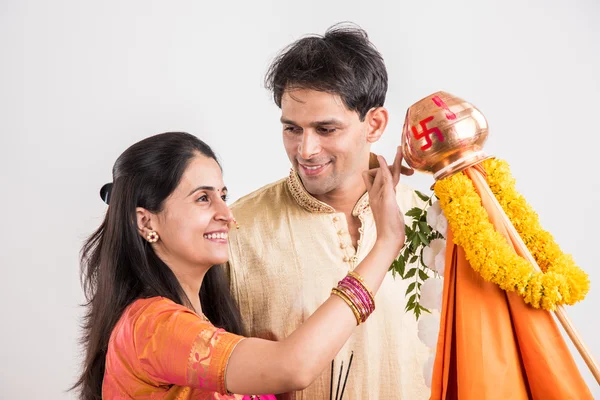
221 194 229 202
196 195 208 202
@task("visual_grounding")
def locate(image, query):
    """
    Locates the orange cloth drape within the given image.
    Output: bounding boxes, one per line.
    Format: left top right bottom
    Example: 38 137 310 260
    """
430 166 592 400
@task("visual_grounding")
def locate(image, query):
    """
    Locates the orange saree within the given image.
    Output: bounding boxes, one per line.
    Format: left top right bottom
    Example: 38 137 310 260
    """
103 296 273 400
430 166 593 399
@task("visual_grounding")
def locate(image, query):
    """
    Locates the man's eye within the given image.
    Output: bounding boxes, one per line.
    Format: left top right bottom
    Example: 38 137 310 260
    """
284 126 301 134
317 127 336 134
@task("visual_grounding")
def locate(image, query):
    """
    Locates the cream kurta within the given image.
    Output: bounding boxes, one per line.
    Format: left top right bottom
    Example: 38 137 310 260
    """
226 169 429 400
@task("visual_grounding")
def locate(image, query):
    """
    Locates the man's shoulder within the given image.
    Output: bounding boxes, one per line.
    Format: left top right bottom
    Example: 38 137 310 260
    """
230 177 290 217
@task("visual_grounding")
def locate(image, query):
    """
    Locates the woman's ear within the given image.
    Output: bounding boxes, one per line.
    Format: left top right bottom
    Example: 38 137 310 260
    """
136 207 156 239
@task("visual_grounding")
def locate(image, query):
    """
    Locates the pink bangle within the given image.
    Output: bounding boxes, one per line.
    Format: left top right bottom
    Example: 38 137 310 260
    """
332 272 376 324
342 275 374 313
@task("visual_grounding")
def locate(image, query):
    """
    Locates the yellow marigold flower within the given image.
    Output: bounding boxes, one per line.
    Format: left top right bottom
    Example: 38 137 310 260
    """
433 158 590 311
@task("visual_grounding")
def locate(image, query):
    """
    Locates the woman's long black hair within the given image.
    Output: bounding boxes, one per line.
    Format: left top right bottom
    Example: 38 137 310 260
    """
72 132 244 400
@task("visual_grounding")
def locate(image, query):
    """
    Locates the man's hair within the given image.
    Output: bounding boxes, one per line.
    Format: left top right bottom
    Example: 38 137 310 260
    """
265 22 388 121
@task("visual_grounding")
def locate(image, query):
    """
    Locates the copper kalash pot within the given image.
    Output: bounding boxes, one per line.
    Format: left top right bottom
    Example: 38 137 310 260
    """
401 91 491 180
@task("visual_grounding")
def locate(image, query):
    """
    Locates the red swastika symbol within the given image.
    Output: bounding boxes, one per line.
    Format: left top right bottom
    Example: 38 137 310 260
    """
432 96 457 120
411 116 444 150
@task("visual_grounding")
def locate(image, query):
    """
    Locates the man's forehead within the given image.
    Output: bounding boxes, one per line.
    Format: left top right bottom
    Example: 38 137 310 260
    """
281 92 354 123
282 89 345 107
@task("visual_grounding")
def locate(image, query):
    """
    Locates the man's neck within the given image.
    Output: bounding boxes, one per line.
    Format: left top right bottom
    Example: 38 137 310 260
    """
313 174 367 216
313 175 367 249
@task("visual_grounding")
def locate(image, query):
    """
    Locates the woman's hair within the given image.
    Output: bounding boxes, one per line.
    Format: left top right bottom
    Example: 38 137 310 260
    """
73 132 244 400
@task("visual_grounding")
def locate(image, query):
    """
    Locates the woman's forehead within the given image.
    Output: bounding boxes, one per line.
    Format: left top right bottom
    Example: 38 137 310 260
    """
178 156 225 192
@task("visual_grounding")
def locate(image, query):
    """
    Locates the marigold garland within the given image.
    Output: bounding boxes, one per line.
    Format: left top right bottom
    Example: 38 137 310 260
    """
433 158 590 311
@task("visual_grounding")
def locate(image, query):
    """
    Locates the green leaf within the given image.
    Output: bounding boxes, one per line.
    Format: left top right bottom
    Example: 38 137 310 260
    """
405 282 416 295
409 239 419 252
415 190 430 202
405 268 417 278
417 231 430 246
406 229 417 243
405 207 423 218
412 232 422 246
397 257 406 277
418 304 431 314
409 255 418 264
418 221 432 235
415 307 422 319
427 232 439 242
405 225 413 237
418 269 429 281
405 302 417 312
390 257 405 276
389 259 398 273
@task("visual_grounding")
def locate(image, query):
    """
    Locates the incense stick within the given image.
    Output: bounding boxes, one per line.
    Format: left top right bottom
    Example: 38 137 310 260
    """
339 352 354 400
329 360 334 400
334 360 344 400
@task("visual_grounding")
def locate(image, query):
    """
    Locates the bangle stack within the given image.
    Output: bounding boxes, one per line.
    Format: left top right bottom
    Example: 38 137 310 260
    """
331 271 375 325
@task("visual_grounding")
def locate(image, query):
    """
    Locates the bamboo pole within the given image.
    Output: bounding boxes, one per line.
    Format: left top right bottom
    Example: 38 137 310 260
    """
470 170 600 385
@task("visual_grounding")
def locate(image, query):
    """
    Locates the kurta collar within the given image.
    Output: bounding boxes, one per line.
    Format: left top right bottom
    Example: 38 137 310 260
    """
286 153 380 216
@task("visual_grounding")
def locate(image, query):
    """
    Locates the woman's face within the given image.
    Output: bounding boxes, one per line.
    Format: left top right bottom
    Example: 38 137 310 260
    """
148 154 233 270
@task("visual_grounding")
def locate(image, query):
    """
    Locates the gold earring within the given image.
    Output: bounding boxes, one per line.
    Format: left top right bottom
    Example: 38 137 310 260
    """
146 231 159 243
233 218 240 230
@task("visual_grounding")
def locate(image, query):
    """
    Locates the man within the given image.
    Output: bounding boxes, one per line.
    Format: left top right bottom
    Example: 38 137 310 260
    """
227 24 429 399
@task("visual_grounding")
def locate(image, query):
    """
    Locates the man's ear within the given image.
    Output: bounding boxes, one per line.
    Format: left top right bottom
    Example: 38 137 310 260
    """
365 106 388 144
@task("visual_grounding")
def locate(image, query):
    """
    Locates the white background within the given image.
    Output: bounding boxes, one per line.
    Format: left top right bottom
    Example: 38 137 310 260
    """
1 0 599 398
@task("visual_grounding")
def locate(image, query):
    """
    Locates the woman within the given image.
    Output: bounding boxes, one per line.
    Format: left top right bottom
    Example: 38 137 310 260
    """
73 131 408 399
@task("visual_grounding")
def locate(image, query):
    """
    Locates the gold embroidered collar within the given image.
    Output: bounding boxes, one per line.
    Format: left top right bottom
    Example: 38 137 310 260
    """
286 169 371 216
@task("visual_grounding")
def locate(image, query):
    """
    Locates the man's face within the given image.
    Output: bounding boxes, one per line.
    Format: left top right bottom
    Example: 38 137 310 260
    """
280 89 371 196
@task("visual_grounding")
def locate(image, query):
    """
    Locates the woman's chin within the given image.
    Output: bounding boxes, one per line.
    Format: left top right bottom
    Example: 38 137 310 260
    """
203 254 229 267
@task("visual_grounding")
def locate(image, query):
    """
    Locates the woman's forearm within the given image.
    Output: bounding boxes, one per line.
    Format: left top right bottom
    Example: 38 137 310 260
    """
225 241 398 395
